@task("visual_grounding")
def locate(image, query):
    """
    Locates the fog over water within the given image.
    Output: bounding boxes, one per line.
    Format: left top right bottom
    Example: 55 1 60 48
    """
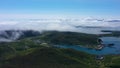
0 18 120 34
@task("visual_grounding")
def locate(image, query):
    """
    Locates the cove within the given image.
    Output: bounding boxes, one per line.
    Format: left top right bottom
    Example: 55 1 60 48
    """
54 37 120 55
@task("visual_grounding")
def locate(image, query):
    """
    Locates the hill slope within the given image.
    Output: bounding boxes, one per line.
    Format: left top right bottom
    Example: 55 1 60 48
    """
1 47 97 68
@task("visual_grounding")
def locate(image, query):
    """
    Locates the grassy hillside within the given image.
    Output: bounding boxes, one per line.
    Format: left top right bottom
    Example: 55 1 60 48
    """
0 47 97 68
103 55 120 68
0 31 120 68
1 45 120 68
40 31 98 46
0 32 98 68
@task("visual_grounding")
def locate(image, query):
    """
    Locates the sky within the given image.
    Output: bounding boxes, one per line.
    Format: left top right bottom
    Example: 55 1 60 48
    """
0 0 120 19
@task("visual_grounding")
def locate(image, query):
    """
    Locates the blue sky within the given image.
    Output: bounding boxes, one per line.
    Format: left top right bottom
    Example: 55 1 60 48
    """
0 0 120 18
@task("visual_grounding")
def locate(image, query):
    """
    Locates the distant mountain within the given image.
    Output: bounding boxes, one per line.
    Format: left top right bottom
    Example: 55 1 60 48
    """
0 30 41 42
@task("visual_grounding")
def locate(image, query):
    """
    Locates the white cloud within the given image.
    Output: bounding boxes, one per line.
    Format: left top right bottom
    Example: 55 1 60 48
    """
0 21 18 25
0 18 120 33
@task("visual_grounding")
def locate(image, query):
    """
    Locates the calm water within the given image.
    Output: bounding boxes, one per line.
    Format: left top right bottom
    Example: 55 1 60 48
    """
56 37 120 55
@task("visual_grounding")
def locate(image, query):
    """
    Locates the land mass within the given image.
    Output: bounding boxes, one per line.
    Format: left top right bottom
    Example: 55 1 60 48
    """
0 30 120 68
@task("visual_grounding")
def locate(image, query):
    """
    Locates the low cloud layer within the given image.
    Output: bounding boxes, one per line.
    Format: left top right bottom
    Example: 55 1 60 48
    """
0 18 120 33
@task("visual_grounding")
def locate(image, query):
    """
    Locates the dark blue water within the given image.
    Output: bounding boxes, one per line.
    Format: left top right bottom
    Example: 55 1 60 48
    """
55 37 120 55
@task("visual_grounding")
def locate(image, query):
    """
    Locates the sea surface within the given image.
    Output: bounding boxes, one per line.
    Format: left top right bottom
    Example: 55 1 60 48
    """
56 37 120 55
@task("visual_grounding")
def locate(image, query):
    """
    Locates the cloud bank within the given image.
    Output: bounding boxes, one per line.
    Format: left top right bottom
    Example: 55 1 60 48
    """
0 18 120 33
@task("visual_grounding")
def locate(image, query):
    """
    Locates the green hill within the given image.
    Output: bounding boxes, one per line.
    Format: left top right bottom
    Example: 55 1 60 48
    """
40 31 98 46
1 47 97 68
0 31 120 68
